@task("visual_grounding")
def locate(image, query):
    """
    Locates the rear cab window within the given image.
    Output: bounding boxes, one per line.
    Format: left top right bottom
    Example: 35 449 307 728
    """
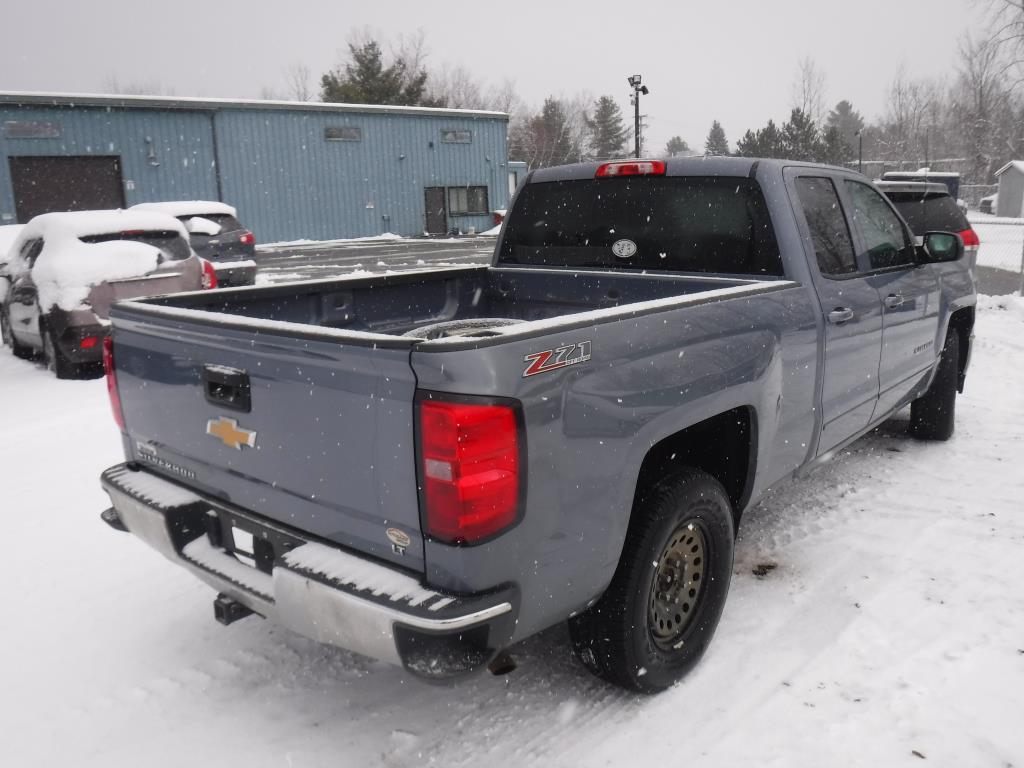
498 176 783 276
79 230 193 261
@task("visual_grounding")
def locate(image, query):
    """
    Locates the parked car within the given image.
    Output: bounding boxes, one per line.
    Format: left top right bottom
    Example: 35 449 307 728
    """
98 158 975 693
876 180 980 269
0 209 216 378
131 201 256 287
979 194 998 215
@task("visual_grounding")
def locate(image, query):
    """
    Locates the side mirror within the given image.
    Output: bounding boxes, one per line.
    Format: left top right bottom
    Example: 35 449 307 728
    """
917 231 963 264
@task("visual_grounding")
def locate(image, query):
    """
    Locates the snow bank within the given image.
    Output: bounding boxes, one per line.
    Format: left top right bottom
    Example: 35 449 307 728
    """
259 232 404 249
131 200 238 218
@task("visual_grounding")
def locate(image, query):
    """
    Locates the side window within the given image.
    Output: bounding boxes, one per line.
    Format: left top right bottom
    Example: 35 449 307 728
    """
795 177 857 276
844 181 913 270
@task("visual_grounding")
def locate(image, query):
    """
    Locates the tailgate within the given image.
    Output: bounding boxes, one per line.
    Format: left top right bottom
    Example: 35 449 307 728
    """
110 308 424 572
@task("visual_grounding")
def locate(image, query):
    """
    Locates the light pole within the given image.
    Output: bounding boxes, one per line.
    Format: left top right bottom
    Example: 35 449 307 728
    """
628 74 649 159
856 130 863 174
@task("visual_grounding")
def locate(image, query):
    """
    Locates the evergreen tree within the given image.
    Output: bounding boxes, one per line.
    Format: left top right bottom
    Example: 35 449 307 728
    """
819 125 853 165
585 96 629 160
825 100 864 155
735 120 785 158
781 108 820 161
665 135 691 157
704 120 730 155
510 98 581 168
320 40 430 106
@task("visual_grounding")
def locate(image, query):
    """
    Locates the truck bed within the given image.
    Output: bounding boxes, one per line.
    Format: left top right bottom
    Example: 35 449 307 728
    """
118 266 774 346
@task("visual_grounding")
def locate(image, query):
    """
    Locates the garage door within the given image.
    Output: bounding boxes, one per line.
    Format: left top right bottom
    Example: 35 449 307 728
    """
9 155 126 222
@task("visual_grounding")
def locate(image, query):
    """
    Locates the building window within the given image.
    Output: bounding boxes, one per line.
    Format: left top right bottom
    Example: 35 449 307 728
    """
441 129 472 144
4 121 60 139
324 126 362 141
448 186 488 215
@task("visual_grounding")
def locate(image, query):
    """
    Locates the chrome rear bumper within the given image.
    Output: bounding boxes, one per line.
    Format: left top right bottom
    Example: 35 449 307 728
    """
100 463 515 677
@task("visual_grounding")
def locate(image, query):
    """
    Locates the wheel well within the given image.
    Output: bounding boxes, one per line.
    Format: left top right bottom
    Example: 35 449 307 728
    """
947 306 974 393
634 407 755 523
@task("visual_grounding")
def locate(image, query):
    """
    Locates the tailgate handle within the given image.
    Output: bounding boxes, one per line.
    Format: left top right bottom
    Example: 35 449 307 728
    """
202 365 251 413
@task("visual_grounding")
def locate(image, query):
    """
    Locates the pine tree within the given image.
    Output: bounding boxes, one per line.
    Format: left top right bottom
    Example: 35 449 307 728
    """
704 120 730 155
819 126 853 165
665 135 691 157
825 100 864 156
510 98 581 169
320 40 430 106
781 108 820 161
585 96 629 160
736 120 785 159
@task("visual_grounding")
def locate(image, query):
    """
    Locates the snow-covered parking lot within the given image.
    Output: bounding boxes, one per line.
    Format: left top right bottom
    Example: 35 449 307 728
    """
2 297 1023 767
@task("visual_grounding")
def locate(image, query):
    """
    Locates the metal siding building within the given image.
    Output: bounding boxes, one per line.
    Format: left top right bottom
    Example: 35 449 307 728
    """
995 161 1024 219
0 93 510 242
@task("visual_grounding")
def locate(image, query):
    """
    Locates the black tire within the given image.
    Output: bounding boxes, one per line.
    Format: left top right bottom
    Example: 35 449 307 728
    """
1 305 35 360
909 331 959 441
42 324 80 379
569 468 735 693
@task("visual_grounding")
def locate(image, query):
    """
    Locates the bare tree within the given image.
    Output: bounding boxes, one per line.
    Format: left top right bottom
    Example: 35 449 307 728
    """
987 0 1024 84
284 62 314 101
952 34 1011 181
791 57 827 126
427 63 486 109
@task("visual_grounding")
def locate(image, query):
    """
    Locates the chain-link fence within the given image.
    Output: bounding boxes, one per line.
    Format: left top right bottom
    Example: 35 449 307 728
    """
970 214 1024 295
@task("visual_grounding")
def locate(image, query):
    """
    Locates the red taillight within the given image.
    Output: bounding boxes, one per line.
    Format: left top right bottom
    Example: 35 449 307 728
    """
960 228 980 248
419 399 521 544
239 231 255 246
596 160 666 178
103 336 125 431
80 336 98 350
200 258 218 289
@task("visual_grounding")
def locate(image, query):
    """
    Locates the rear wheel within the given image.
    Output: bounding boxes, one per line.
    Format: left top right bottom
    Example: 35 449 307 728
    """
569 468 735 693
42 324 80 379
1 306 34 360
909 332 959 441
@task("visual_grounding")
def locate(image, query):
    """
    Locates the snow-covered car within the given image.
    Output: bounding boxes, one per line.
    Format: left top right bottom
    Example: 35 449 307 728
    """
0 224 26 304
131 201 257 287
979 194 997 215
0 209 216 378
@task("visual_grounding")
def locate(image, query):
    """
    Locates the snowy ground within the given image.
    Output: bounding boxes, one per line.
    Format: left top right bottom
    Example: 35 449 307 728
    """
2 298 1024 767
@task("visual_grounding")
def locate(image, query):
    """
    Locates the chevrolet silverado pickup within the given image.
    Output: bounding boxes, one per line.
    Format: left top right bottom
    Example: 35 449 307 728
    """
98 157 976 692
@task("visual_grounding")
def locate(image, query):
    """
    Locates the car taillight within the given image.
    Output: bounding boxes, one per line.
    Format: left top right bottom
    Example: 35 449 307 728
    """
960 228 980 249
596 160 666 178
419 398 521 544
103 336 125 431
239 231 255 246
200 258 218 289
80 336 98 350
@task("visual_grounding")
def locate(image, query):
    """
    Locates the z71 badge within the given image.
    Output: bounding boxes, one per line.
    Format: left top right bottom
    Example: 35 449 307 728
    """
523 341 592 377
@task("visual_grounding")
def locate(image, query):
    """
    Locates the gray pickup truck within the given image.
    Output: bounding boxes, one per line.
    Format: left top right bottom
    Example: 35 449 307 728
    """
98 157 976 692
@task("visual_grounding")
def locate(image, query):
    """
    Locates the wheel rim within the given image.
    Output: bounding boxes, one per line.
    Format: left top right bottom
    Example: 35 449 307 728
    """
649 520 707 650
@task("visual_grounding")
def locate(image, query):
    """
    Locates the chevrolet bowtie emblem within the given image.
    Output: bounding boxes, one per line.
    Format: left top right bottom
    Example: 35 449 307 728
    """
206 416 257 450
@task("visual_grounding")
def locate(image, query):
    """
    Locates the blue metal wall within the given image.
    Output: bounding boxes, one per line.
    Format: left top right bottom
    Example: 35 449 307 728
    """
0 99 509 242
214 108 509 241
0 104 219 221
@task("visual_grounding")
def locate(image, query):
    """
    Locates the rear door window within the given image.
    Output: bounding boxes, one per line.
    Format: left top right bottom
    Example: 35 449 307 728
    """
794 177 857 277
844 181 914 270
79 230 192 261
885 193 968 235
498 176 783 276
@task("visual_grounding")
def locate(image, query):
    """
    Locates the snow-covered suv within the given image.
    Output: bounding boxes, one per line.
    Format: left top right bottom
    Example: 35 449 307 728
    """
0 209 215 378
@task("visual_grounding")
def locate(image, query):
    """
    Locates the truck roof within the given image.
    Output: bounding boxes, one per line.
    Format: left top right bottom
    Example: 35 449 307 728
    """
527 156 862 183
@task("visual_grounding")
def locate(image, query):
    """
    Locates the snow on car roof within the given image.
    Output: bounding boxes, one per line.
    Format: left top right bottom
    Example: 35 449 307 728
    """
17 209 188 243
131 201 238 218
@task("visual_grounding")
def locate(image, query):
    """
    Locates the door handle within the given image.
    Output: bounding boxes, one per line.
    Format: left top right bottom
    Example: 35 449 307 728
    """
202 364 251 412
884 294 904 309
827 307 854 325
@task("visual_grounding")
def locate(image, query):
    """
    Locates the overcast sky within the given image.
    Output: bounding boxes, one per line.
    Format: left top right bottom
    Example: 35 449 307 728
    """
0 0 984 153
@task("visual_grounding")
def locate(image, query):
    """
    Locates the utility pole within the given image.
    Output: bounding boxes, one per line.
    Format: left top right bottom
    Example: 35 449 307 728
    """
856 130 863 174
628 74 649 159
